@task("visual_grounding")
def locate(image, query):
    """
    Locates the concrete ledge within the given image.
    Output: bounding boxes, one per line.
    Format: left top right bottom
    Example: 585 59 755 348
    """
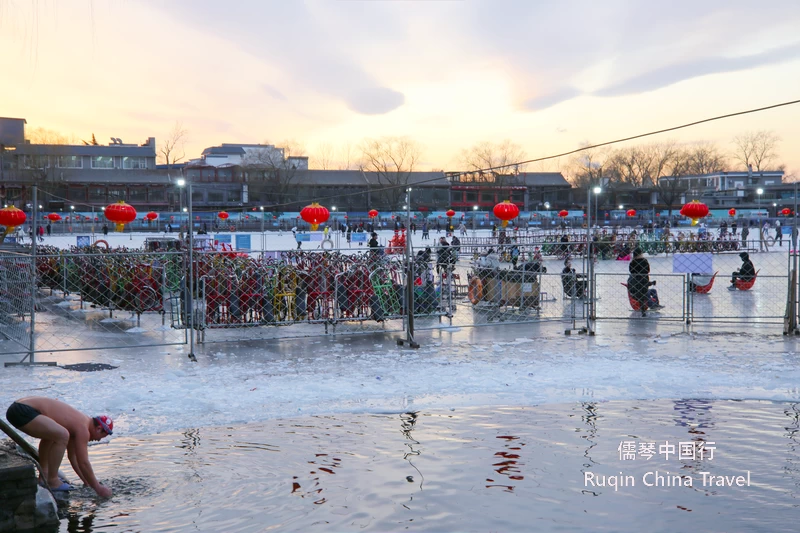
0 440 58 532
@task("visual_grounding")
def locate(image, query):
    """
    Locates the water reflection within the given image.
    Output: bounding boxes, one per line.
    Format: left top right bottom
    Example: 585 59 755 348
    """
400 411 424 489
783 402 800 499
52 400 800 533
486 434 525 492
579 402 601 497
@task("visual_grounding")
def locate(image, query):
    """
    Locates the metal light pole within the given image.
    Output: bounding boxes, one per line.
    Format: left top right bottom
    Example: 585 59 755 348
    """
187 177 196 361
757 188 763 222
398 187 419 348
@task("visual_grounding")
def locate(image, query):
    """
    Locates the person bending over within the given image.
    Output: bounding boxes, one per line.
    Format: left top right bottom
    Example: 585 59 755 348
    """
6 397 113 497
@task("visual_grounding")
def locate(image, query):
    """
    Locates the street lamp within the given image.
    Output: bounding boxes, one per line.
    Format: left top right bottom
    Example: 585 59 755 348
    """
473 205 478 210
177 179 187 230
757 188 764 220
592 186 601 227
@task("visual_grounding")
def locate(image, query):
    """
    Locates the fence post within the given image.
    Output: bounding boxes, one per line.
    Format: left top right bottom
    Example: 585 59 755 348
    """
398 252 419 348
5 186 56 367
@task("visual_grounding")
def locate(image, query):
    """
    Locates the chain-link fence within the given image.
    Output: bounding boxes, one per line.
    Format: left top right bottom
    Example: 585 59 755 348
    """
174 247 407 343
0 252 35 353
592 239 790 325
2 250 188 359
4 232 799 360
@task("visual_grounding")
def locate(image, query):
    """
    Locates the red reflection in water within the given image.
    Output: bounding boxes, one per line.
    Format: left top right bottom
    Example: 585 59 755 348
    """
486 434 525 492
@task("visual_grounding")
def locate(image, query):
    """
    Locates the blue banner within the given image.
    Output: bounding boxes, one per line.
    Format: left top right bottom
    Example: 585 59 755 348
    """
214 234 232 244
76 236 91 247
235 234 251 250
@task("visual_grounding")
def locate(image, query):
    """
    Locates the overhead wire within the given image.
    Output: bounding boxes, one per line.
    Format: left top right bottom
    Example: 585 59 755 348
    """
8 98 800 213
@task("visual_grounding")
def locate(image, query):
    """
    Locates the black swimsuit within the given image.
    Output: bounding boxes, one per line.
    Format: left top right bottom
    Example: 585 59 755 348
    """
6 402 42 429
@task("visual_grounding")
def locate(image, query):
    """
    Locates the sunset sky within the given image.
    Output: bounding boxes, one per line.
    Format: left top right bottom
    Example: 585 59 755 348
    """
2 0 800 176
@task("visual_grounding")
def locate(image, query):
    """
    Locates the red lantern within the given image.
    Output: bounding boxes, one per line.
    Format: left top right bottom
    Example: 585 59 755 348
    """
104 201 137 232
558 210 569 218
47 212 62 222
218 211 229 220
0 205 26 239
626 209 636 217
300 202 330 231
368 209 379 218
679 200 709 226
492 201 520 228
728 208 736 217
145 212 158 221
781 208 791 216
446 209 456 218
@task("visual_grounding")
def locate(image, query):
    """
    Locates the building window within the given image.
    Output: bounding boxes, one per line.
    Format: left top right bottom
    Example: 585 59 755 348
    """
207 191 224 203
480 192 494 203
57 156 82 169
465 191 477 203
108 188 126 201
128 188 147 202
21 155 51 169
123 156 147 169
91 156 114 169
511 191 525 203
228 189 241 203
89 187 106 202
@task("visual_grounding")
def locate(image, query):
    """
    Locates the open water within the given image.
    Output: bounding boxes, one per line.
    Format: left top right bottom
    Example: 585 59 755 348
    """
45 399 800 532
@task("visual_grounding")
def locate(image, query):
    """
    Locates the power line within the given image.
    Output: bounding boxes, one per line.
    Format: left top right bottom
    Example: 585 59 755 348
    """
15 98 800 212
271 97 800 209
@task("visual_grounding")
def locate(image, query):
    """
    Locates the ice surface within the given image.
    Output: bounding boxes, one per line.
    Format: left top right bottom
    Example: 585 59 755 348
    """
2 321 800 440
2 229 798 440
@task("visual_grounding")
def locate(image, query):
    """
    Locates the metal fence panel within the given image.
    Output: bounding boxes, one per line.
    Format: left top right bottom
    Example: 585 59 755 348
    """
30 251 187 354
0 252 34 353
181 247 406 343
594 272 687 321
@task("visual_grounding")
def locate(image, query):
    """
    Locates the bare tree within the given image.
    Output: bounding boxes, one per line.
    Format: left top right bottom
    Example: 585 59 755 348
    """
158 121 188 168
606 142 678 188
686 141 727 175
24 127 74 183
567 145 609 188
242 140 307 209
310 142 335 170
653 148 692 216
459 140 527 197
359 137 423 210
338 142 355 170
732 131 781 171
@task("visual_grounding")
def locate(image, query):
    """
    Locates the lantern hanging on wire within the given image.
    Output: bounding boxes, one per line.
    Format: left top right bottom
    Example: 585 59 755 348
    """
493 201 520 227
781 207 792 216
145 212 158 221
728 208 736 217
446 209 456 218
558 209 569 218
300 202 330 231
679 200 709 226
0 205 26 240
626 209 636 217
104 200 137 232
47 213 62 222
217 211 229 220
368 209 379 219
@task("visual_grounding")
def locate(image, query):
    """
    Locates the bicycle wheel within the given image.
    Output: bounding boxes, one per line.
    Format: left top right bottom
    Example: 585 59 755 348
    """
136 286 160 313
